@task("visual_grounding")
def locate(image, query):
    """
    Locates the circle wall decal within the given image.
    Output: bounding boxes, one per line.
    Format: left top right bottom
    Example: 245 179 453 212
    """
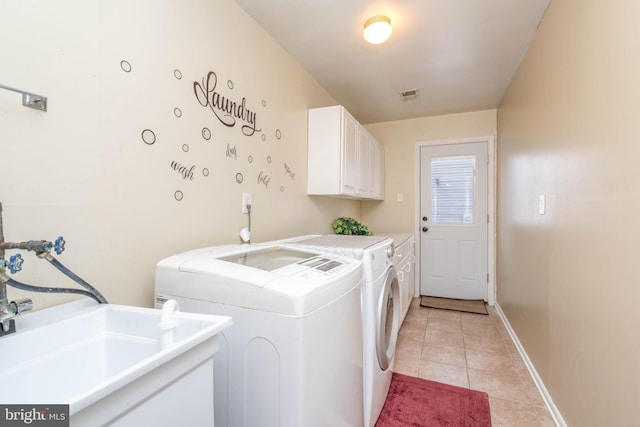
120 60 132 73
141 129 156 145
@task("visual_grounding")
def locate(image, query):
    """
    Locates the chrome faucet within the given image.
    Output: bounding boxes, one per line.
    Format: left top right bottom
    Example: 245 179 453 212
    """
0 278 33 335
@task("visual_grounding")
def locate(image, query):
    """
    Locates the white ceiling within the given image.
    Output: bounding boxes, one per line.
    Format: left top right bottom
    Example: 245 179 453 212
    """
234 0 551 124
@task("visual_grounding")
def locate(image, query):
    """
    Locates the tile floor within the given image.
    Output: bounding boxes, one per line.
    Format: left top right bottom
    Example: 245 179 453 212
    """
394 298 555 426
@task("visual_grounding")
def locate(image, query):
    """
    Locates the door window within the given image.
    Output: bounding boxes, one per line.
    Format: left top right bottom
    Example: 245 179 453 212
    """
431 156 475 224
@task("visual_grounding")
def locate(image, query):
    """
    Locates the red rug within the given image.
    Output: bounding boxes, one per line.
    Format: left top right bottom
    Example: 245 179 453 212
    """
375 372 491 427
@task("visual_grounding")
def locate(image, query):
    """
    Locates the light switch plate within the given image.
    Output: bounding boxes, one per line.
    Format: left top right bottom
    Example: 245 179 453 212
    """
539 195 546 215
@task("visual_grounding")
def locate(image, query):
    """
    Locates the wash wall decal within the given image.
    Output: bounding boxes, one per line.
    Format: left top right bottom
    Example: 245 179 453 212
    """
122 60 296 201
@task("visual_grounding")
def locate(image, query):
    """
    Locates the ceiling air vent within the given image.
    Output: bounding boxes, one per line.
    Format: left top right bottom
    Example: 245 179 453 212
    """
400 88 419 101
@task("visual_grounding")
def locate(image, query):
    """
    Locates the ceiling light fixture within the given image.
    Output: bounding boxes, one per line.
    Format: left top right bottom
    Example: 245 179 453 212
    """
363 15 392 45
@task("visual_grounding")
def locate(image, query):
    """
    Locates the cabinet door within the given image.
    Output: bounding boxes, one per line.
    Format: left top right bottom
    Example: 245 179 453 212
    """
307 106 342 195
369 138 385 200
403 255 415 315
341 110 359 196
397 244 416 322
358 128 371 197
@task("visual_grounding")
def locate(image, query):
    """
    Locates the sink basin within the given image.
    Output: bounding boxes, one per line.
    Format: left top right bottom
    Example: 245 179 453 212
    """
0 299 232 426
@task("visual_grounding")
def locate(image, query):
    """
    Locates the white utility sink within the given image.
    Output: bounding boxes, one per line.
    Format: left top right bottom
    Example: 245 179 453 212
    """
0 299 232 426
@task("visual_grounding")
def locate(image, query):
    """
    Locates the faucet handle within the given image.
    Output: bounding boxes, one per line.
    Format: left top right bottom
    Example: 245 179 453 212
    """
8 254 24 274
54 236 66 255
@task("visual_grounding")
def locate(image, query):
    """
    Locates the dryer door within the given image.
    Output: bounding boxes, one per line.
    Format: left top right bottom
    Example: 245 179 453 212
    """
376 267 401 371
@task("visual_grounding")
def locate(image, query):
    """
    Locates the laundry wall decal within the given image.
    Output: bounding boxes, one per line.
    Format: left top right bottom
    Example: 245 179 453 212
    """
193 71 261 137
123 59 295 200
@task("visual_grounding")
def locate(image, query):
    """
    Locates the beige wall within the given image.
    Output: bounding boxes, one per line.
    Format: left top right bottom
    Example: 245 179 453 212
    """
362 110 496 234
0 0 359 310
497 0 640 424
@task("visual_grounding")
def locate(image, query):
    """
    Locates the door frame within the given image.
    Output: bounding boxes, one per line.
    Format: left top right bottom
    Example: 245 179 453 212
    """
413 136 496 305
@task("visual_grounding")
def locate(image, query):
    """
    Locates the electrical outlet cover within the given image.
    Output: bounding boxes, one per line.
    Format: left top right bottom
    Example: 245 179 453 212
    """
242 193 252 213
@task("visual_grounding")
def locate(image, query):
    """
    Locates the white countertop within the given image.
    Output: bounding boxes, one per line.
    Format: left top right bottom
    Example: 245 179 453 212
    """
376 233 414 248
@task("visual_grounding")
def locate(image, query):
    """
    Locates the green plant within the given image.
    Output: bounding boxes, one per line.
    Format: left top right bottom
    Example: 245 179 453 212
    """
331 217 373 236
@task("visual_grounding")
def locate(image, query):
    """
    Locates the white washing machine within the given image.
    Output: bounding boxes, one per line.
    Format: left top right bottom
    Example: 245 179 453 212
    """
286 235 401 427
155 243 364 427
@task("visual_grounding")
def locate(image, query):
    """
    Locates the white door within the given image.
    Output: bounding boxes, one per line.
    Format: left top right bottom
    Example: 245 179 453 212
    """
419 142 488 300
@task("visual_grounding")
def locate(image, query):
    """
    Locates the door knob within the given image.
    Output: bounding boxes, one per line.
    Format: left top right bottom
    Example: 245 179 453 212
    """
422 227 428 232
422 216 428 222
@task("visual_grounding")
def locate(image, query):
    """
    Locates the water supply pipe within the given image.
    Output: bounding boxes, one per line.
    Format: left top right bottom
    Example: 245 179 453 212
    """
37 251 108 304
3 275 103 303
0 202 108 336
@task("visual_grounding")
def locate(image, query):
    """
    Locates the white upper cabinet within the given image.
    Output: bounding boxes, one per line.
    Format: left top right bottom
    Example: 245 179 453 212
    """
307 105 384 200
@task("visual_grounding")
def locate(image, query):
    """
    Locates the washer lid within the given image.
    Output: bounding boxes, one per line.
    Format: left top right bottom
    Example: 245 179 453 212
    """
217 246 320 272
178 246 343 287
162 244 364 316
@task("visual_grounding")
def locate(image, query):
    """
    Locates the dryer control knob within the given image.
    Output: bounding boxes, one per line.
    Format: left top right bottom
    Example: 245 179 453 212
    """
386 245 395 259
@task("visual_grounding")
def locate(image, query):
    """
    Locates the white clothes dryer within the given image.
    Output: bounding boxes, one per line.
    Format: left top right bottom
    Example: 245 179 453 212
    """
286 235 401 427
155 243 364 427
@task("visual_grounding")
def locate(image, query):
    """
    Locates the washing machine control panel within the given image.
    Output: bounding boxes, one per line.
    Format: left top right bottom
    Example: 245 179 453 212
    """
297 257 343 272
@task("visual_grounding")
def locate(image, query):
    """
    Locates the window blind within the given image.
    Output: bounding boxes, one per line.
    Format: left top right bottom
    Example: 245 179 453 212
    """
431 156 475 224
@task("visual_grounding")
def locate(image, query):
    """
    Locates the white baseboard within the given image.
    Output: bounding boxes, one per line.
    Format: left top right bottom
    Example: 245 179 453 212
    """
494 303 567 427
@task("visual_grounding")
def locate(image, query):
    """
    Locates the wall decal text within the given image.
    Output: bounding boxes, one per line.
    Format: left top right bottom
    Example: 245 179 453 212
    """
284 163 296 180
226 143 237 160
171 161 196 180
194 71 261 137
258 170 271 188
130 60 296 201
